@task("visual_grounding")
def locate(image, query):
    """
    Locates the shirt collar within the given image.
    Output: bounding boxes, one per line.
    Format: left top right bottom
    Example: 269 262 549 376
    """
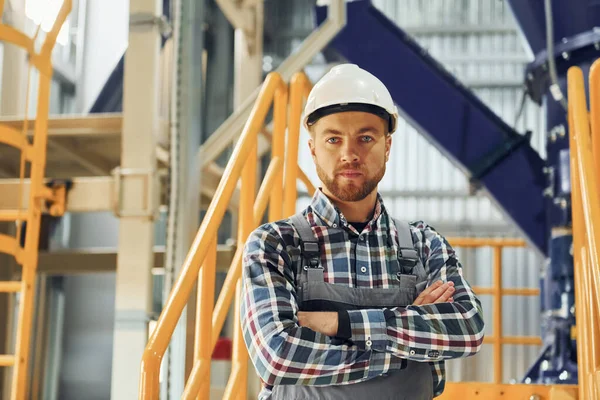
309 188 388 229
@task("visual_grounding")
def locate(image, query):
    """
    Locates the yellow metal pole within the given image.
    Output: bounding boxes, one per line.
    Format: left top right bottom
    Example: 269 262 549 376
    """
448 238 527 248
140 73 283 399
569 67 600 376
212 247 243 349
589 59 600 193
567 68 591 400
269 86 288 222
256 157 283 227
283 73 309 217
11 56 54 400
222 364 242 400
297 166 316 197
228 139 256 400
493 246 503 384
192 238 217 400
181 359 210 400
211 156 282 351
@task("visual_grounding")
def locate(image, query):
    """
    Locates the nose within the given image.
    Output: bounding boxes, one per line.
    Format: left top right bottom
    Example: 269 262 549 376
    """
340 142 360 163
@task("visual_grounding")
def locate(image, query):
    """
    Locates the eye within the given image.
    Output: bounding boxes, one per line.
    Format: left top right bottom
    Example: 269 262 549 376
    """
360 136 374 143
327 137 340 144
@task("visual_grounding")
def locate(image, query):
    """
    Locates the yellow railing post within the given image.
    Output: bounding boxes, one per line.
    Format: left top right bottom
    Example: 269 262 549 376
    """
283 73 311 217
493 246 503 384
193 238 217 400
269 86 288 222
567 64 600 397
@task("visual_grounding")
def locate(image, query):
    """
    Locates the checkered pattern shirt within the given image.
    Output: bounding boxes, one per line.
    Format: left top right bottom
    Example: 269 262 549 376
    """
241 189 485 398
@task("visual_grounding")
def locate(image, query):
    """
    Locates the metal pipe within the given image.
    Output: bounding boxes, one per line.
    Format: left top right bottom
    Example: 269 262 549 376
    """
297 166 316 197
493 246 503 384
210 156 282 350
567 68 592 399
568 68 600 379
231 136 258 398
446 238 527 248
211 247 242 350
192 239 217 400
283 73 310 217
589 60 600 191
180 359 209 400
269 86 288 222
471 287 539 296
257 157 284 226
482 336 542 346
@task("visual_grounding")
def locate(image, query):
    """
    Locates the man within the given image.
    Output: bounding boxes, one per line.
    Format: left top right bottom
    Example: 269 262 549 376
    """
241 64 485 400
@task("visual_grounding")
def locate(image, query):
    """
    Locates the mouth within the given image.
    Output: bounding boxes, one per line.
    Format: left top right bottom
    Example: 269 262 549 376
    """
337 170 363 178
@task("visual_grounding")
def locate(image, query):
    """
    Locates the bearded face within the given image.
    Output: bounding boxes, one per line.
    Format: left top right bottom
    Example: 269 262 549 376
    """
309 111 391 203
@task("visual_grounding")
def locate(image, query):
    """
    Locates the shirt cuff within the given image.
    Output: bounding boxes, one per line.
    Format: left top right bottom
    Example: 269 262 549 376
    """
336 310 352 339
347 309 387 352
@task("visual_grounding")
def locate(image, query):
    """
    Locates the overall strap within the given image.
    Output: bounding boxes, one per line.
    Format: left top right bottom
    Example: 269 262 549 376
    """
392 218 419 272
290 213 324 282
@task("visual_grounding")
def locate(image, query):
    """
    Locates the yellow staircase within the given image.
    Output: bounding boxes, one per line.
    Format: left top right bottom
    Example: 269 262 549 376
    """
0 1 71 399
138 63 600 399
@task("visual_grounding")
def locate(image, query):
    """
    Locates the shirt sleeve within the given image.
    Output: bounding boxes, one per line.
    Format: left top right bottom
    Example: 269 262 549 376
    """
241 225 378 387
345 223 485 362
336 310 352 339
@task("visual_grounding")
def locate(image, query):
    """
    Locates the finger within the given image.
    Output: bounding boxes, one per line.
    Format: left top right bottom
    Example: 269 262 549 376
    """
424 282 453 302
413 281 443 305
432 286 455 304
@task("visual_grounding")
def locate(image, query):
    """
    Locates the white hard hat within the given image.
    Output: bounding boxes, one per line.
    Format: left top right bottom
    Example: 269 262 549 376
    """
303 64 398 134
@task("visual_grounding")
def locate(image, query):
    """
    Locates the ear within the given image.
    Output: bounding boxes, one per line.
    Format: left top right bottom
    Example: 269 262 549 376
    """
385 134 392 162
308 137 316 160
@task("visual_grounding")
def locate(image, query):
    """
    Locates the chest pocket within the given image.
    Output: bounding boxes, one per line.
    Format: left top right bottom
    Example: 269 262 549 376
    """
290 213 428 312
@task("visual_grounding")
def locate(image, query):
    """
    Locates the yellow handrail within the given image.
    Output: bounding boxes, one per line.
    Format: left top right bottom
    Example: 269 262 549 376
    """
283 73 312 218
445 237 538 385
141 70 314 399
139 72 286 398
567 64 600 399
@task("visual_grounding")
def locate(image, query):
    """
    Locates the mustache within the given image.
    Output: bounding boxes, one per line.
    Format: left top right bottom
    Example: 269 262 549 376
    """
335 163 363 174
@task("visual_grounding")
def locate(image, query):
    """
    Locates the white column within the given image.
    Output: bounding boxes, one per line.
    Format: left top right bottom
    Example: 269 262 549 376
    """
110 0 161 398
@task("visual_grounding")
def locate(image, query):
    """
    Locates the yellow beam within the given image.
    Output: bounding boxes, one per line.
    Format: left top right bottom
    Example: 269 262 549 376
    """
37 245 236 275
0 177 114 212
483 335 542 346
0 355 15 367
472 286 539 296
0 113 123 138
0 282 20 293
438 382 578 400
447 237 527 247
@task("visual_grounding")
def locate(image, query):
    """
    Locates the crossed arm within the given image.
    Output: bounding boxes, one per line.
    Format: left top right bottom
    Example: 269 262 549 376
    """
298 280 457 336
241 224 485 386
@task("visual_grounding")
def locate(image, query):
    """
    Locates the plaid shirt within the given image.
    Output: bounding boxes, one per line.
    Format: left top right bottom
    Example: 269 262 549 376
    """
241 189 485 398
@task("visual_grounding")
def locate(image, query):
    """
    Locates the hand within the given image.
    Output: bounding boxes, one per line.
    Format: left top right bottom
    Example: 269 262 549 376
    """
297 311 338 336
412 280 455 306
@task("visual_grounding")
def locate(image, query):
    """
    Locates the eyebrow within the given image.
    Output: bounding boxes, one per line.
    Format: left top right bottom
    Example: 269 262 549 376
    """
321 126 382 136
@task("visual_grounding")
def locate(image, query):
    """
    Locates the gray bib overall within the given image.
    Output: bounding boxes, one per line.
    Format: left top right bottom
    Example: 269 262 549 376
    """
270 213 434 400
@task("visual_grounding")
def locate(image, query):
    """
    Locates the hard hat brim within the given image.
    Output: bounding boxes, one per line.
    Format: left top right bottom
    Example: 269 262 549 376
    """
305 102 397 133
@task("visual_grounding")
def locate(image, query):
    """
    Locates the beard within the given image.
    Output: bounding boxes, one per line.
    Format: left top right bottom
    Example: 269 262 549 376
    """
316 161 385 202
